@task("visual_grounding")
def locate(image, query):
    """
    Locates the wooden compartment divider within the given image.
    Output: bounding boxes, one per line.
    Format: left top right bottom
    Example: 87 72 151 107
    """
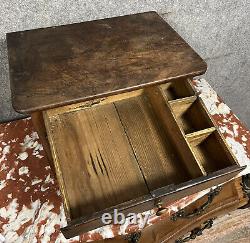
144 86 205 177
186 127 216 146
164 79 240 177
188 130 236 174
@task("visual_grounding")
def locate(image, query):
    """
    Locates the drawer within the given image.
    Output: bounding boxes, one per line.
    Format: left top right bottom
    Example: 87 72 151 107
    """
138 178 247 243
43 78 245 239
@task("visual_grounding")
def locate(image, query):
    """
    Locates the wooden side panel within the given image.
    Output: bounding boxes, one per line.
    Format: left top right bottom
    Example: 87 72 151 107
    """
61 166 245 239
92 178 247 243
44 103 149 220
151 166 245 203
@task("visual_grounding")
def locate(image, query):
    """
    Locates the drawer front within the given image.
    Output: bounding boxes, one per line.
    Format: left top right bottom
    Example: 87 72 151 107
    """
61 166 244 239
139 178 247 243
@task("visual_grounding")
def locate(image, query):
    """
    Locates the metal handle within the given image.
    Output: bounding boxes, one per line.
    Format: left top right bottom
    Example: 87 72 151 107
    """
175 218 215 243
171 186 222 221
155 201 168 216
123 232 141 243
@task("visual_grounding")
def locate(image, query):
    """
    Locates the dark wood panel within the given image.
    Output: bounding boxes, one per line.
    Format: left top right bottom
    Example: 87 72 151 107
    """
7 11 207 113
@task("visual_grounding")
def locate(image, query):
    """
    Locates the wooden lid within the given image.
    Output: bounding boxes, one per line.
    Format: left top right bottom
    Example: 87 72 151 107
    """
7 11 207 114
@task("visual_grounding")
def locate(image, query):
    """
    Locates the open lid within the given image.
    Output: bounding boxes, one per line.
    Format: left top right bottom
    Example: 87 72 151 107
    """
7 11 207 114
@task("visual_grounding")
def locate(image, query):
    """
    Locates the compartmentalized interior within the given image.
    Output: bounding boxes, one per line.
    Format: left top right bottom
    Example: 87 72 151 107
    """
171 99 214 134
161 78 195 100
188 131 235 173
43 78 238 222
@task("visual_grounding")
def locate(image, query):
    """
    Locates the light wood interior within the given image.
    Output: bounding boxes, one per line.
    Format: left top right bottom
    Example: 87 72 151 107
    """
171 98 214 134
188 131 235 173
114 94 196 190
161 78 195 100
43 78 238 221
44 102 150 220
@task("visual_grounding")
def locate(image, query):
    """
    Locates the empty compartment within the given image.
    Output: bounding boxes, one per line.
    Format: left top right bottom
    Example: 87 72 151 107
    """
171 98 214 134
44 101 150 220
161 78 195 100
189 131 235 174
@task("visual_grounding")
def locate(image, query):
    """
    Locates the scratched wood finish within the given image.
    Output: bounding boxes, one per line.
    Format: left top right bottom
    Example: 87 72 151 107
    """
43 103 149 219
7 11 207 114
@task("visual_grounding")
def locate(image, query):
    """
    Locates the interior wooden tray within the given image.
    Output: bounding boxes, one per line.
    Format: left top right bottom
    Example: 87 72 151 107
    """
43 78 243 237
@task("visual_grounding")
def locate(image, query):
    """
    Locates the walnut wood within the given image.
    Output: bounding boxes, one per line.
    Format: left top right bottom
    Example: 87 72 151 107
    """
142 178 247 243
61 164 244 238
42 79 244 238
7 11 207 114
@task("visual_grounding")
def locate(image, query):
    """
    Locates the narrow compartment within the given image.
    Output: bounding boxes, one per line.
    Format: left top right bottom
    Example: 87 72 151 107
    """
161 78 195 100
143 86 205 180
188 130 235 173
171 98 214 134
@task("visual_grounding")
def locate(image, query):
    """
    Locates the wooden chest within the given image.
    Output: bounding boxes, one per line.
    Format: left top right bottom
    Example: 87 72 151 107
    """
7 11 245 239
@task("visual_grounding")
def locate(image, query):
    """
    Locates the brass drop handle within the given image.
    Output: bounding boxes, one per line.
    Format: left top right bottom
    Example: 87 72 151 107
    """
123 232 141 243
155 201 168 216
171 186 222 221
175 218 215 243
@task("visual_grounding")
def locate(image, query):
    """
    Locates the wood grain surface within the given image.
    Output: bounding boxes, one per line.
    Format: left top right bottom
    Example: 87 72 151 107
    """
115 94 191 190
7 11 207 113
44 103 149 219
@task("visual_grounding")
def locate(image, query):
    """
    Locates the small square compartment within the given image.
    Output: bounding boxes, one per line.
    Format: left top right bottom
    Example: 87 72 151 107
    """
161 78 195 101
189 131 235 173
172 99 214 134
